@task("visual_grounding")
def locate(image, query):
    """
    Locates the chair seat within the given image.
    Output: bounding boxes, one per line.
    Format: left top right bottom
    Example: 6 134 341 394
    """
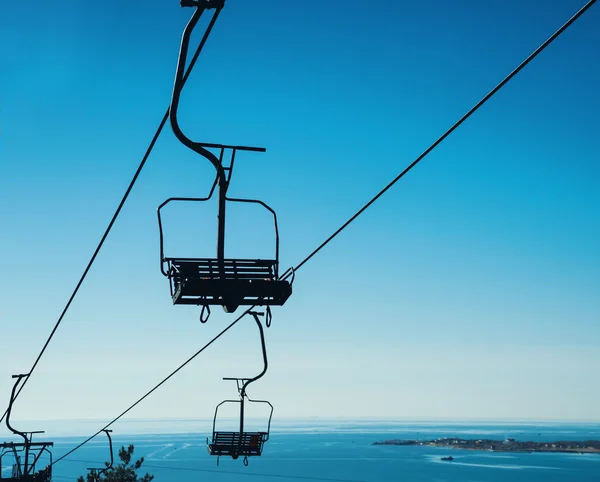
207 431 268 457
166 258 292 309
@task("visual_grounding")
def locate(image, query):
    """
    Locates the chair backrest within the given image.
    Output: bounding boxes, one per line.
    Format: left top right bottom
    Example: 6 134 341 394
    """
169 258 277 281
212 431 267 455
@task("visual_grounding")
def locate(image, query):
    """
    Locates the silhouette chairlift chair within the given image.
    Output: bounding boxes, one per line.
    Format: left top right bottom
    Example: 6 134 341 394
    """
85 430 113 482
158 0 292 316
207 312 274 465
0 375 53 482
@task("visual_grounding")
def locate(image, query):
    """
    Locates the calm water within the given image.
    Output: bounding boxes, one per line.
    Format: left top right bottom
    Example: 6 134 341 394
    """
13 422 600 481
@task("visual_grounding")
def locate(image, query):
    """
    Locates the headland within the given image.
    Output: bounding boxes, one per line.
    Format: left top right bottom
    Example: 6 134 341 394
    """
373 437 600 454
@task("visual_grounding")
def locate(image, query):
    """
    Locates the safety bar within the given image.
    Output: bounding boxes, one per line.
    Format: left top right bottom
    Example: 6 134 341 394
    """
211 398 274 438
225 198 280 277
157 196 213 277
247 398 274 441
157 197 281 278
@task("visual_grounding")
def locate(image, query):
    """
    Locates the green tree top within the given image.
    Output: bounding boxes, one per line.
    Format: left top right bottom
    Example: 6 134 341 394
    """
78 444 154 482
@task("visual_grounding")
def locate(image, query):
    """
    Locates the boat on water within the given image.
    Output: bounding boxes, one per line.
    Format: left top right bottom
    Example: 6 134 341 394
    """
441 456 454 461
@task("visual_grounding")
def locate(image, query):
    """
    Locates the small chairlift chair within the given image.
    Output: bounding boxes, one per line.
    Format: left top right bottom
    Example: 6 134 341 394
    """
0 375 53 482
158 0 292 317
206 312 274 465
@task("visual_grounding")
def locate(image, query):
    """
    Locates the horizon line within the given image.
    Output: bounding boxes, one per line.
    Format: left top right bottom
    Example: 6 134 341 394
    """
4 416 600 424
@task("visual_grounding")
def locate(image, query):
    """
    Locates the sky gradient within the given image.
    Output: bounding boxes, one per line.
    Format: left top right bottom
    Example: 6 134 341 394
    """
0 0 599 438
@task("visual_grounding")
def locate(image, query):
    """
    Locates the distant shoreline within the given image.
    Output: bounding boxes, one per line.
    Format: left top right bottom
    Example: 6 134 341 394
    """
373 438 600 454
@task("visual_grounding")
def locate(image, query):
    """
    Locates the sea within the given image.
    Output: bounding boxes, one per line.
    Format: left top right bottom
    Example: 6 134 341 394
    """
6 420 600 481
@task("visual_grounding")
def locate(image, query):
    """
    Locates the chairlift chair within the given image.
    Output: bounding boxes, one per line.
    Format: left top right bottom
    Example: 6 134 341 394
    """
206 312 274 465
0 375 53 482
159 0 292 316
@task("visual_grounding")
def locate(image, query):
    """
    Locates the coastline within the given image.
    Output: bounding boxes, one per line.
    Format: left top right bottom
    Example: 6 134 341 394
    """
373 438 600 454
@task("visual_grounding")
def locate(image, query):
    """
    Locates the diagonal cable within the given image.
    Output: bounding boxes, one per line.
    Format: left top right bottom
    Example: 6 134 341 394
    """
0 7 223 424
281 0 597 279
52 307 250 465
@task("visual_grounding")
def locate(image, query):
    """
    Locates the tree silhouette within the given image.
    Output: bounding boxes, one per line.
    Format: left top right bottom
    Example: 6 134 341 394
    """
78 445 154 482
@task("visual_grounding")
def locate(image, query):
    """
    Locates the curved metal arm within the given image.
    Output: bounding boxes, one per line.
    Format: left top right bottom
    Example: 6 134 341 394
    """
85 430 112 481
157 196 215 276
170 6 229 265
170 7 226 183
210 313 270 441
97 430 113 479
5 374 37 477
236 312 268 437
5 375 29 447
240 313 268 398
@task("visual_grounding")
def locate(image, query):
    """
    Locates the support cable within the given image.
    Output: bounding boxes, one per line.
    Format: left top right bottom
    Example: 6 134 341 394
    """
0 7 223 425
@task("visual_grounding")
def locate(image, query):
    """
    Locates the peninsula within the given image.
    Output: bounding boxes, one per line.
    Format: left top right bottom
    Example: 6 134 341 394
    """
373 437 600 454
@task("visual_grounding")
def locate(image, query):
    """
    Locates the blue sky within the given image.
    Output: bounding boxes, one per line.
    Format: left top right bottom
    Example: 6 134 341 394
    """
0 0 599 437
